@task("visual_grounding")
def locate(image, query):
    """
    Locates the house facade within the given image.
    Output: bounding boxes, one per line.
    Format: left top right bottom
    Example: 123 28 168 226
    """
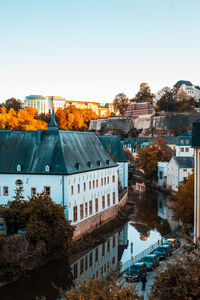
166 156 193 191
175 80 200 102
0 115 121 239
176 131 193 157
157 162 168 187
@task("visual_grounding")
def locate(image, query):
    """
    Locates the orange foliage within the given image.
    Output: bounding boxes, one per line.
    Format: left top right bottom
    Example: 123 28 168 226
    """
55 106 98 131
0 107 47 131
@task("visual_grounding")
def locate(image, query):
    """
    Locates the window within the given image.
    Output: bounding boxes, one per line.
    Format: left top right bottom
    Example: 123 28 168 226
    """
45 165 50 172
83 182 86 192
107 194 110 207
71 186 74 195
159 171 163 180
183 169 187 172
104 264 106 272
113 192 115 204
85 202 88 218
93 180 95 189
186 138 190 144
107 176 109 184
17 164 21 171
89 200 93 215
78 184 80 193
96 179 98 188
80 204 84 220
180 147 184 152
44 186 51 195
3 186 8 196
31 187 36 196
107 262 110 270
80 258 84 274
89 252 93 267
113 236 115 248
85 255 88 271
89 181 91 189
74 263 78 278
102 243 105 256
102 196 105 209
112 256 115 264
95 248 98 262
185 148 189 152
73 206 78 222
112 175 115 182
104 177 106 185
107 239 110 252
180 138 184 144
95 198 98 212
101 266 103 275
101 178 103 186
183 177 187 182
15 179 23 186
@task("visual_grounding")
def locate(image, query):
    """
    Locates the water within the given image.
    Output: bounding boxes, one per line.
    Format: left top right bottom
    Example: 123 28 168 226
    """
0 187 177 300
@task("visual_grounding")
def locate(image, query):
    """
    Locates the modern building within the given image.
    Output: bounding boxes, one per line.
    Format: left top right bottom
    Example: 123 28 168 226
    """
0 113 121 239
24 95 66 114
175 80 200 102
192 119 200 241
98 135 128 189
166 156 194 191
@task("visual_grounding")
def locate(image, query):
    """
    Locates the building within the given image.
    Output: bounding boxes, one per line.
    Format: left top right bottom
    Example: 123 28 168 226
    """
0 113 121 239
97 135 128 189
176 131 193 157
175 80 200 102
166 156 194 191
157 162 168 187
24 95 66 114
124 102 153 116
192 119 200 241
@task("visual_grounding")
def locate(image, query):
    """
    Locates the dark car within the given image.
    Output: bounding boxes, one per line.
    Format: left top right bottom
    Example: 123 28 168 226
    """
164 238 181 249
141 254 160 271
124 262 147 282
153 245 172 260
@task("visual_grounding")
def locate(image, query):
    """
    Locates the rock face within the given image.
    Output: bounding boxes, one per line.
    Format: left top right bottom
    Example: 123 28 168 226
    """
89 113 200 135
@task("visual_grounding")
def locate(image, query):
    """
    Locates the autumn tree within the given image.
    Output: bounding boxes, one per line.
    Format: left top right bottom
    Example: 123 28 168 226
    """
134 138 172 180
169 172 194 226
150 239 200 300
0 98 23 112
113 93 129 116
132 83 155 104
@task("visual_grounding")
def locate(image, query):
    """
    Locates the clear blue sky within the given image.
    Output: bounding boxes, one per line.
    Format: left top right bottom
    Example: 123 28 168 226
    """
0 0 199 102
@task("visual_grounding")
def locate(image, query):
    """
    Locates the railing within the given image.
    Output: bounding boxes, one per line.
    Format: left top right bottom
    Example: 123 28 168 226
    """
120 228 180 273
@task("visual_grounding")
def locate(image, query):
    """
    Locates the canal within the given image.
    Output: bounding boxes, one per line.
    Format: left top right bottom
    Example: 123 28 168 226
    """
0 187 178 300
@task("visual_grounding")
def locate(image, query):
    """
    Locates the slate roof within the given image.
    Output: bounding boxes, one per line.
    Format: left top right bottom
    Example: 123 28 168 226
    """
98 135 128 162
0 130 117 174
175 80 193 86
173 157 194 168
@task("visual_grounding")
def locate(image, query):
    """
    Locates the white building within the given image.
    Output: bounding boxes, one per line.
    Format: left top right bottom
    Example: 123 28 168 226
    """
166 156 194 191
24 95 66 114
175 80 200 102
175 131 193 157
0 114 119 239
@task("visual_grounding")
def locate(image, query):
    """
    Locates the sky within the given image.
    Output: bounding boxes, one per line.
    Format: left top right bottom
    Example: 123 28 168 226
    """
0 0 200 103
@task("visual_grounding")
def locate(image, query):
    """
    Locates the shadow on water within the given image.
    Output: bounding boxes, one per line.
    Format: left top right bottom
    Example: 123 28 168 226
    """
0 257 73 300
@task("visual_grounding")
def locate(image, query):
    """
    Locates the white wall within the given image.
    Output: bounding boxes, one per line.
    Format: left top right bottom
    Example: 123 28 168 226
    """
118 162 128 189
176 145 194 157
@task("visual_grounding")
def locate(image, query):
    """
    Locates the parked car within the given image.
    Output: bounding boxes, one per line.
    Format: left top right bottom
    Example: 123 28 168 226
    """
164 238 181 249
153 244 173 260
141 254 160 271
124 262 147 282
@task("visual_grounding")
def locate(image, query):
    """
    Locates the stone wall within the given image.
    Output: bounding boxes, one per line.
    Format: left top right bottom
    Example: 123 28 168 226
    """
73 191 128 241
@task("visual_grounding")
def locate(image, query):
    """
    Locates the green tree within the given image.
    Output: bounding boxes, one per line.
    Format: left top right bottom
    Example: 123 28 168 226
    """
169 173 194 226
0 98 23 112
132 83 154 104
150 239 200 300
113 93 129 116
156 91 175 112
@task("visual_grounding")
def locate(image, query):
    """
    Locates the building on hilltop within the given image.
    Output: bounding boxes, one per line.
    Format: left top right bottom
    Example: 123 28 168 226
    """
0 113 126 239
24 95 114 117
174 80 200 102
124 102 154 117
97 135 128 190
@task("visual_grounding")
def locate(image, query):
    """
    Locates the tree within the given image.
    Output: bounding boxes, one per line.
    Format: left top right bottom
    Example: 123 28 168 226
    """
150 240 200 300
169 173 194 226
134 138 172 180
132 83 154 104
113 93 129 116
0 98 23 112
156 91 175 112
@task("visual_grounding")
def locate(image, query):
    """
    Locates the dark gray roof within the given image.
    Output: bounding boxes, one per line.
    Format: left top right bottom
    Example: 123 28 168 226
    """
98 135 128 162
175 80 192 86
0 130 117 174
173 157 194 168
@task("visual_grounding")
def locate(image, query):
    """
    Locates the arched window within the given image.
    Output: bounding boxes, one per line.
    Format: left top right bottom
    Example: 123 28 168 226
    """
15 179 23 186
45 165 50 172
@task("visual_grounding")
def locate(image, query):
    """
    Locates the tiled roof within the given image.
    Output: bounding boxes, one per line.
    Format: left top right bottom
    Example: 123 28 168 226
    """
98 135 128 162
0 130 117 175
